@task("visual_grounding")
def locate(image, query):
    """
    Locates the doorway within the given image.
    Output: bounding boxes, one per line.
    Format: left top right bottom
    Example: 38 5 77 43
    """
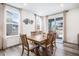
48 17 64 43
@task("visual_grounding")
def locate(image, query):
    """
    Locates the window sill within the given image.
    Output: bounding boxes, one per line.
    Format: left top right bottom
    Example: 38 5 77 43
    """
6 35 19 38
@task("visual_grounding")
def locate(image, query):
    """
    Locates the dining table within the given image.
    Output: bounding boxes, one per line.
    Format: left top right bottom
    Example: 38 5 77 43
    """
27 34 47 55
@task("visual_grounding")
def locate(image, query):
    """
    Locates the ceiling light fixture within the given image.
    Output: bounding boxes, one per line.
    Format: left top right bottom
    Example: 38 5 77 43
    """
23 3 28 6
60 4 64 11
60 4 64 8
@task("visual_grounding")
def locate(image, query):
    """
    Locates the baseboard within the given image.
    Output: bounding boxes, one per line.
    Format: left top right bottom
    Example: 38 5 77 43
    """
4 43 21 50
0 43 21 51
63 41 79 46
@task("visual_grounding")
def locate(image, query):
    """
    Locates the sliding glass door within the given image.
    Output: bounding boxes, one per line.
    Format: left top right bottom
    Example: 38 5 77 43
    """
48 19 56 32
48 17 64 43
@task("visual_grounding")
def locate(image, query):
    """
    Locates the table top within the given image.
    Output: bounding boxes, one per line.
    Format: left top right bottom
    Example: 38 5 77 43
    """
27 34 47 44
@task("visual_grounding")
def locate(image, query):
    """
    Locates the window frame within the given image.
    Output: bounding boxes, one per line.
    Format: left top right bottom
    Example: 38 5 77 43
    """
5 5 20 37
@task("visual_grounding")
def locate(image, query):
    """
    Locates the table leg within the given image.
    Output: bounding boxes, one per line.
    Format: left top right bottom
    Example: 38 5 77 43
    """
34 46 40 56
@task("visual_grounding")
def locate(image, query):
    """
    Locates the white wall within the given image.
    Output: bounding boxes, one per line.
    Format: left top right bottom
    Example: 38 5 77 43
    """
21 9 35 36
6 36 20 47
0 4 7 49
66 8 79 44
0 4 4 49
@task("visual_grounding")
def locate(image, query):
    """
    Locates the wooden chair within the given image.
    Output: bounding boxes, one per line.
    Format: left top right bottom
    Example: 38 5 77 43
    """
53 32 56 48
31 31 43 36
20 34 37 56
49 31 57 55
49 31 56 48
38 31 43 34
31 32 37 36
41 33 54 55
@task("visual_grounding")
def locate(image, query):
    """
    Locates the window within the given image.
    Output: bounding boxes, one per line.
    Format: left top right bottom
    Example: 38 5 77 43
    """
6 6 20 36
36 16 42 31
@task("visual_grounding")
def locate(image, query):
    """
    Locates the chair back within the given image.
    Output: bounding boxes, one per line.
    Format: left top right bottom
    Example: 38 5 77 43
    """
53 32 56 42
20 34 29 47
46 33 54 46
31 32 37 36
49 31 56 42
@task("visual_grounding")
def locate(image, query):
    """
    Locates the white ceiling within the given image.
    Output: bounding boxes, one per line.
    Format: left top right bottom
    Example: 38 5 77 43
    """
8 3 79 16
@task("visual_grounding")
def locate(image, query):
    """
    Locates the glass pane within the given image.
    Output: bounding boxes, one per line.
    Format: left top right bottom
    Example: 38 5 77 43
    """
48 19 56 32
6 24 18 36
36 16 42 31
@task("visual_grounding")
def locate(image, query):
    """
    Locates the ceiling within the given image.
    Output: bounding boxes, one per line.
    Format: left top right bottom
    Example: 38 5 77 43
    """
8 3 79 16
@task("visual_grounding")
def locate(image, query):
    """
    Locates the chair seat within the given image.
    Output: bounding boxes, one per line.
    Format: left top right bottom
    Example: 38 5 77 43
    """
29 44 37 49
24 43 38 50
41 44 53 48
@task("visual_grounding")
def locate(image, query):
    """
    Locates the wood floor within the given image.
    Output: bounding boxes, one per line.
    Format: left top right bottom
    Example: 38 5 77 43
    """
0 42 79 56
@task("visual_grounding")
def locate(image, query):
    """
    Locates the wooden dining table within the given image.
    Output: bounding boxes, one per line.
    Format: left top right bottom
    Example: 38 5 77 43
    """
27 34 47 55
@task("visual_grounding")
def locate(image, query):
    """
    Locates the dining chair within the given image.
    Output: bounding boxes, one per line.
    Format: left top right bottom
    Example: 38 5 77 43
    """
53 32 56 48
49 31 56 48
38 31 43 34
49 32 57 55
31 31 37 36
41 33 54 55
20 34 38 56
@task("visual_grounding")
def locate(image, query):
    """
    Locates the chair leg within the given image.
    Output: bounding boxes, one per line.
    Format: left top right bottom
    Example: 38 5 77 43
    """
54 42 57 49
21 48 24 56
27 50 29 56
27 49 29 56
34 46 40 56
51 45 53 54
46 48 48 55
53 44 57 56
44 47 48 56
42 47 45 56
